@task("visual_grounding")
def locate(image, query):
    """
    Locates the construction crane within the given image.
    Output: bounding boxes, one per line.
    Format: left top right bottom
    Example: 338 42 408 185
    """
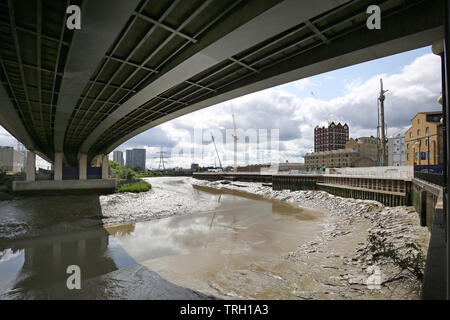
377 78 388 166
231 105 238 172
211 134 223 170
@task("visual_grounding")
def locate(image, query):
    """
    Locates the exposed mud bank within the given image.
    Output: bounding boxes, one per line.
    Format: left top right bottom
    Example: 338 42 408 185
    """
192 179 430 299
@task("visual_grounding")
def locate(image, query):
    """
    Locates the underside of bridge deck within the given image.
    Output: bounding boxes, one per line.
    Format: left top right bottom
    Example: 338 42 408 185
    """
0 0 445 168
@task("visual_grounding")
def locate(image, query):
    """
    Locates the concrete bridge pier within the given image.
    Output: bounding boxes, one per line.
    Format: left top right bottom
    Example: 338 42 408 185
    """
13 151 116 194
79 154 87 180
54 152 63 181
26 151 35 182
102 154 109 179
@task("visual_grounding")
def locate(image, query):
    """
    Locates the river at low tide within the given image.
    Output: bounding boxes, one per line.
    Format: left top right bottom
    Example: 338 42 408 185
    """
0 177 326 299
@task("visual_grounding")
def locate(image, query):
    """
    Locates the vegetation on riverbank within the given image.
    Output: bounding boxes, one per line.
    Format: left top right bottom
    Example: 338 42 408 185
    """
366 234 426 280
109 160 163 180
116 180 152 193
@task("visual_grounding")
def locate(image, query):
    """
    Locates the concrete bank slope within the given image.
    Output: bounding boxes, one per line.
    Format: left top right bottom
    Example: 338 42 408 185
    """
192 179 430 300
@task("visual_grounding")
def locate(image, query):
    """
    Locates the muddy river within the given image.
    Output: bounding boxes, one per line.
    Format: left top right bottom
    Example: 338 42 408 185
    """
0 177 329 299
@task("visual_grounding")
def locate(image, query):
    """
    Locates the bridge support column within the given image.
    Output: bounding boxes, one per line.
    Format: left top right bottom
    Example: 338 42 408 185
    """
26 151 35 182
102 154 109 179
79 153 87 180
445 2 450 299
54 152 63 181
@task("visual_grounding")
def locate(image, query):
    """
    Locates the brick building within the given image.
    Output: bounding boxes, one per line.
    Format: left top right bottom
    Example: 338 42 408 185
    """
405 111 443 166
314 122 349 152
305 136 379 170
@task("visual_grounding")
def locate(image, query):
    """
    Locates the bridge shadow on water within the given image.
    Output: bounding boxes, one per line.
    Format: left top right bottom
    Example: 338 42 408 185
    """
0 194 214 300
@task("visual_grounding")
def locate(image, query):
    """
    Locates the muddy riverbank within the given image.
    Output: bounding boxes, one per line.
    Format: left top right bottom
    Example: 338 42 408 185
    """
0 177 324 299
0 177 430 299
191 179 430 299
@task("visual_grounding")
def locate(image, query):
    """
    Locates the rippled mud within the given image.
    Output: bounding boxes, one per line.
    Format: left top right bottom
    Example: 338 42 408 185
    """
191 179 430 299
0 177 430 299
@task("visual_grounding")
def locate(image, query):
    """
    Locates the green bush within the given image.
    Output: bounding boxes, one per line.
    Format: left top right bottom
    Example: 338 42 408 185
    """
109 160 163 179
116 181 151 193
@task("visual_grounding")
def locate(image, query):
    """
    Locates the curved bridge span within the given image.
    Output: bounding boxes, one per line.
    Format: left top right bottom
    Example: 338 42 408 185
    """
0 0 445 169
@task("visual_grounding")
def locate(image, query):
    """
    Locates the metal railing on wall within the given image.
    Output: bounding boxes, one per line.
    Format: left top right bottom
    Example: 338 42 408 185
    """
414 165 444 187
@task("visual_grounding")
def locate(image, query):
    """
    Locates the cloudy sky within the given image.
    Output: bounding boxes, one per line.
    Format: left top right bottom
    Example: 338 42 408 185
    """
0 46 443 169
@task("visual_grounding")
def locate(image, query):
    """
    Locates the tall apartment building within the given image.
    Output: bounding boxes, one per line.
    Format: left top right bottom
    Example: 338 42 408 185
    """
0 146 24 172
305 136 379 170
113 150 124 166
387 134 406 166
314 122 349 152
126 148 146 171
405 111 443 166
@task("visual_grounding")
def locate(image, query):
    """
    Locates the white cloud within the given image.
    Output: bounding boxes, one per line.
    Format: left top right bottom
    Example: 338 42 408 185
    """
294 78 310 90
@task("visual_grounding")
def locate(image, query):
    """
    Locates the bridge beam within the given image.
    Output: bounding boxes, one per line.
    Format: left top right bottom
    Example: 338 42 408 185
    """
103 0 444 155
0 83 52 161
54 0 140 157
80 0 351 155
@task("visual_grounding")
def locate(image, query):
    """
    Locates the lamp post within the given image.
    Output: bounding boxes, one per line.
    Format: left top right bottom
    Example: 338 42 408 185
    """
414 141 420 166
427 136 430 180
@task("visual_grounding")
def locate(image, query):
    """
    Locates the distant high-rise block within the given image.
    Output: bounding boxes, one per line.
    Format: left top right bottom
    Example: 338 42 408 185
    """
113 150 124 166
125 148 146 171
314 122 349 152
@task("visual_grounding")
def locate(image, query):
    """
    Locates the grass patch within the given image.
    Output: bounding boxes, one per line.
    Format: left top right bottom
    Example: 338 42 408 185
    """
116 180 151 193
0 191 13 201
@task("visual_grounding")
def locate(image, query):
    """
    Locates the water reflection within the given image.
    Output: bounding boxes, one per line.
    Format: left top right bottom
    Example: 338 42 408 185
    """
0 226 131 299
0 178 323 299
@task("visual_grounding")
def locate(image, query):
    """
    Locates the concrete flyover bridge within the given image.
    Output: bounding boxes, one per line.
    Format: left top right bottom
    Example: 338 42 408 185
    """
0 0 445 187
1 0 450 300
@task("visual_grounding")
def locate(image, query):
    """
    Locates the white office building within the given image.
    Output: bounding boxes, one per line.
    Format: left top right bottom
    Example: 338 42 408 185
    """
0 146 25 172
387 134 406 166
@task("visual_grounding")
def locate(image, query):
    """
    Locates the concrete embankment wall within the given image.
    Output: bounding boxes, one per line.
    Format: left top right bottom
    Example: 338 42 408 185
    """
411 178 443 231
193 172 272 183
12 179 117 195
273 174 410 207
194 173 443 218
193 172 412 207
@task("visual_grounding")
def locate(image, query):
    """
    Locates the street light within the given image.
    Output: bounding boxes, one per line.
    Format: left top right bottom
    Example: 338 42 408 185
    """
414 141 420 166
427 136 430 180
